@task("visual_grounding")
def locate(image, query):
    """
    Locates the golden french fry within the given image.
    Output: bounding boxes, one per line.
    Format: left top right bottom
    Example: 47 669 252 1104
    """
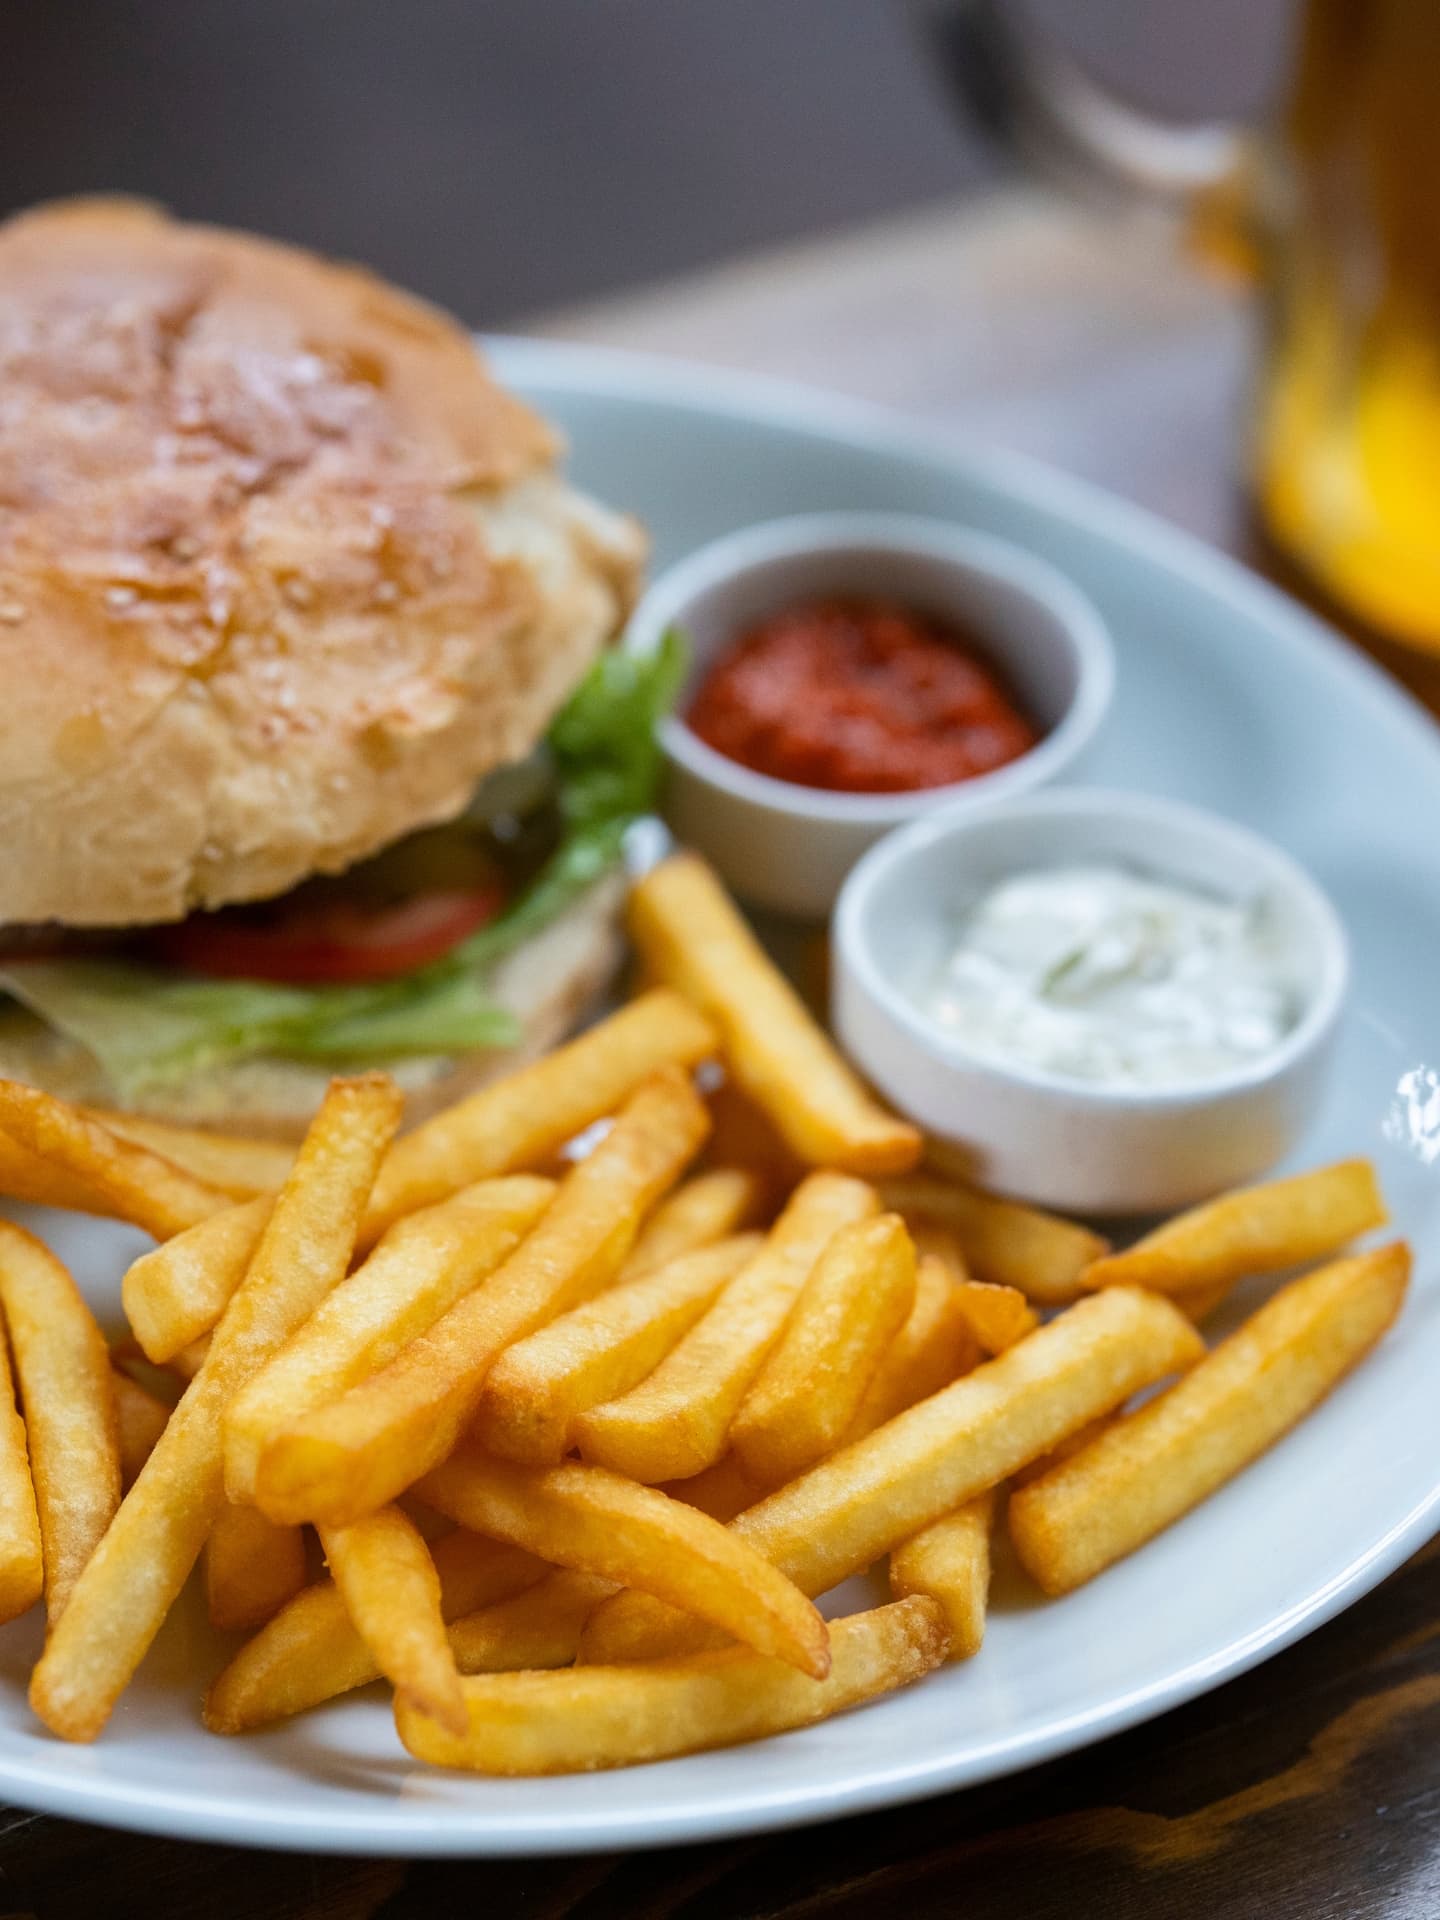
883 1173 1107 1305
319 1504 465 1734
253 1070 710 1527
0 1319 41 1624
448 1569 616 1677
123 1196 273 1365
0 1128 130 1218
169 1335 211 1382
111 1369 170 1490
889 1493 995 1661
1081 1159 1387 1297
225 1176 555 1502
30 1073 401 1743
0 1083 230 1240
629 853 920 1176
416 1443 829 1679
474 1234 760 1467
660 1453 763 1524
731 1213 917 1488
704 1079 805 1195
84 1112 294 1200
361 989 716 1244
580 1286 1204 1666
907 1220 970 1280
618 1167 766 1279
1172 1278 1239 1325
206 1502 307 1633
1011 1244 1409 1594
400 1596 948 1776
129 998 715 1352
0 1223 120 1622
204 1529 545 1733
575 1171 879 1484
1010 1411 1118 1490
952 1280 1039 1356
842 1255 980 1443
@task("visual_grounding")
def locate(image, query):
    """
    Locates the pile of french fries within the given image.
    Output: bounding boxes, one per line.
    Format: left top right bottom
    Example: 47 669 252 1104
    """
0 850 1406 1776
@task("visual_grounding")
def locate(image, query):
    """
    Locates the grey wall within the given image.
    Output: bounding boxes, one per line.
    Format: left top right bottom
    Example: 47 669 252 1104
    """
0 1 1295 324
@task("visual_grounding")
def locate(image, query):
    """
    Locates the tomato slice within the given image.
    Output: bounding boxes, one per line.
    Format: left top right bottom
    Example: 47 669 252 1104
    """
149 885 506 985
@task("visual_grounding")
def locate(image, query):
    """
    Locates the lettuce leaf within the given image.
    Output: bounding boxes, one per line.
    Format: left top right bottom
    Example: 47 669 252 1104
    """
1 631 684 1095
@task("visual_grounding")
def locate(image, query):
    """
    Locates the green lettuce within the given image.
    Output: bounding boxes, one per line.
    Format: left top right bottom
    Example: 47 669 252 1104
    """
1 632 685 1096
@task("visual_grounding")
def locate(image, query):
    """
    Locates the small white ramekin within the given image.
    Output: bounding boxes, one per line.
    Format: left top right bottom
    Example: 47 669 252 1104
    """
832 788 1349 1215
625 513 1115 919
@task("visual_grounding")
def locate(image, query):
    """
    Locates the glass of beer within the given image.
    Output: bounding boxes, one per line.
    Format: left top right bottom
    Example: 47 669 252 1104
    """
935 0 1440 657
1251 0 1440 654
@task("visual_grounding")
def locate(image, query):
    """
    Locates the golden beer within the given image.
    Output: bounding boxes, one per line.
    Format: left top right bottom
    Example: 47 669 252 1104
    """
1252 0 1440 652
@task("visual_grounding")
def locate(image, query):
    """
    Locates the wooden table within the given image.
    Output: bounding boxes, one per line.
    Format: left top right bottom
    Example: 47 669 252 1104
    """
10 188 1438 1918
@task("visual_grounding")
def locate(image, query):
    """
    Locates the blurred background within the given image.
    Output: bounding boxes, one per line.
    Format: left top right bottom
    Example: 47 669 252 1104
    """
2 0 1290 320
6 0 1436 685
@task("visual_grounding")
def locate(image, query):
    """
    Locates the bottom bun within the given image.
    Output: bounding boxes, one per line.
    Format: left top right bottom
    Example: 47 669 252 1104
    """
0 874 627 1140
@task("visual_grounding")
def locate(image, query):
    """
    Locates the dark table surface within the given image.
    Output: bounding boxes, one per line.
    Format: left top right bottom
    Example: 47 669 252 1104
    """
3 186 1436 1918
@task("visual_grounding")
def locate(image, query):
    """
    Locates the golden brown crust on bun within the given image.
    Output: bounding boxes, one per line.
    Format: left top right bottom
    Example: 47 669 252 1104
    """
0 199 643 927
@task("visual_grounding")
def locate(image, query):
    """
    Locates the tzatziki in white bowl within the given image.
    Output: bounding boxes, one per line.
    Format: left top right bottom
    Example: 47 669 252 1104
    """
831 789 1349 1214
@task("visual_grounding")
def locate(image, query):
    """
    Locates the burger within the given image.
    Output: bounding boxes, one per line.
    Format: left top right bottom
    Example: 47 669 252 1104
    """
0 199 673 1135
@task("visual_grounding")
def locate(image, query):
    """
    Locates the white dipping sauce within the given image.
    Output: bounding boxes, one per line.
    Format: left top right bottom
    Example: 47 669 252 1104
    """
914 862 1301 1089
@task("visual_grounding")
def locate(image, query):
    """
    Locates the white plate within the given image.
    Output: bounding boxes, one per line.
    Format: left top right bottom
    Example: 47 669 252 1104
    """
0 340 1437 1855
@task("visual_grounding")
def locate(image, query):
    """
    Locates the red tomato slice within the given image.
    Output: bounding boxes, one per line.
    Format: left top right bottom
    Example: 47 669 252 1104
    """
150 886 506 985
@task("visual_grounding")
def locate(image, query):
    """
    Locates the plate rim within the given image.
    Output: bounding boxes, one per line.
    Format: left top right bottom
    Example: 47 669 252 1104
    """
1 336 1435 1854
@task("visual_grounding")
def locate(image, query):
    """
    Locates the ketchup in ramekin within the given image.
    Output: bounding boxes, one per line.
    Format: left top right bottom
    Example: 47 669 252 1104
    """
686 598 1038 794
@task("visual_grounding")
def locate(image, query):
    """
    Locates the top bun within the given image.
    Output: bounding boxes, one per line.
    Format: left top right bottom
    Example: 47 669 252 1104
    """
0 199 644 927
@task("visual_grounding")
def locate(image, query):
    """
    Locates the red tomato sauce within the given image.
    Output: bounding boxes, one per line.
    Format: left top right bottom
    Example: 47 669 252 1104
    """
685 599 1039 794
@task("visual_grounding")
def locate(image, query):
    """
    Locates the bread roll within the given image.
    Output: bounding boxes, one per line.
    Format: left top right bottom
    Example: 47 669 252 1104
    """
0 198 644 928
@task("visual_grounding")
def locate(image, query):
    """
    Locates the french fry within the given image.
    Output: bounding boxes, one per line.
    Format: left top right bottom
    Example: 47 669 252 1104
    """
617 1167 766 1279
1172 1278 1239 1325
1010 1411 1118 1490
0 1223 120 1622
206 1502 307 1633
84 1112 294 1200
579 1286 1204 1666
842 1256 980 1443
30 1073 401 1742
883 1172 1107 1305
0 1319 41 1624
907 1225 1039 1352
0 1127 131 1218
399 1596 948 1776
169 1335 211 1382
111 1369 170 1489
704 1078 805 1194
415 1443 830 1679
474 1234 760 1466
952 1281 1039 1356
575 1171 879 1484
731 1213 917 1488
205 1530 545 1733
0 1083 230 1240
448 1569 616 1677
908 1219 970 1280
253 1070 710 1527
123 1196 272 1364
1080 1160 1387 1297
889 1493 995 1660
1011 1244 1410 1594
224 1175 555 1501
319 1504 466 1734
361 989 717 1244
660 1453 763 1524
629 852 920 1176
